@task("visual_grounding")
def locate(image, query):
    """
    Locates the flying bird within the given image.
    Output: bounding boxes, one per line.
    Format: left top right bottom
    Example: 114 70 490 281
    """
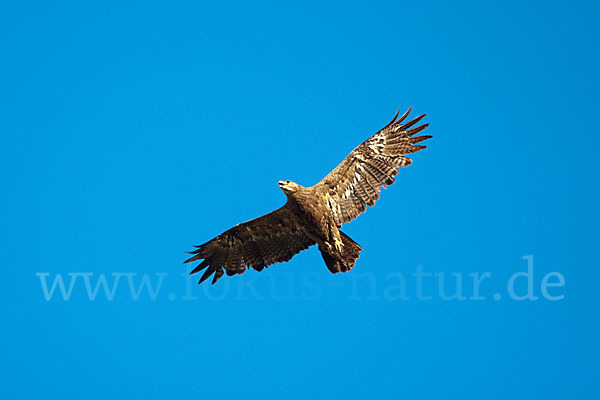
185 107 431 284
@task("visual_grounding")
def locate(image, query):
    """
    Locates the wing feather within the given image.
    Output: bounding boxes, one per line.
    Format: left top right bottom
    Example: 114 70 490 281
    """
185 206 315 284
314 107 431 226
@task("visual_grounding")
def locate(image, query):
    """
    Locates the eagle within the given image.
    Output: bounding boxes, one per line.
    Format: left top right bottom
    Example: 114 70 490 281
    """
185 107 431 284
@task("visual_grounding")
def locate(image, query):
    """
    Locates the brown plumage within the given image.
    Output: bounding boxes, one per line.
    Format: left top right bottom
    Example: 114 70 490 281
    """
185 107 431 284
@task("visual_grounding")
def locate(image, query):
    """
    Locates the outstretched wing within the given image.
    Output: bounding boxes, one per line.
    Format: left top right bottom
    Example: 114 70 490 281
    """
315 107 431 226
184 206 315 284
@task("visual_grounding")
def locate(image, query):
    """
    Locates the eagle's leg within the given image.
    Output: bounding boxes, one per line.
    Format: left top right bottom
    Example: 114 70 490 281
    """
334 238 343 253
328 225 344 255
325 239 343 254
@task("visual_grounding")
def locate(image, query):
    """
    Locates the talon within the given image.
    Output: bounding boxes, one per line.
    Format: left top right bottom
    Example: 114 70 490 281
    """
334 238 343 253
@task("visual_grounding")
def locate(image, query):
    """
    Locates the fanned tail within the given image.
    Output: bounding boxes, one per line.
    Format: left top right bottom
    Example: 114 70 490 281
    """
320 230 362 274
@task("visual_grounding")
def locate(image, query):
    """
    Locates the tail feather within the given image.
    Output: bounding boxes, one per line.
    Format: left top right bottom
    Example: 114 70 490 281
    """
320 230 362 274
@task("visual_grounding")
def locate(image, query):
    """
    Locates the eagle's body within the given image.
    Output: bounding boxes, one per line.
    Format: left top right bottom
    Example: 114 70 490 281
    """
185 107 431 284
280 182 361 274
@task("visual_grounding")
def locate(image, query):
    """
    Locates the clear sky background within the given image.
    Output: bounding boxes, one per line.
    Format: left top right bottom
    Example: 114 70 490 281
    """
1 1 599 399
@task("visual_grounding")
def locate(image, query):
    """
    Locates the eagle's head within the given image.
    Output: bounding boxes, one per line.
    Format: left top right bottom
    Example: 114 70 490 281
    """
278 180 301 195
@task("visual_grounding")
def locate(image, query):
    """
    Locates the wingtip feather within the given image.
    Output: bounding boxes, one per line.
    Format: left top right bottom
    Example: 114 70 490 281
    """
395 107 412 124
383 107 401 129
401 114 427 130
190 259 210 274
390 108 401 123
198 267 214 284
406 123 430 136
411 135 433 144
183 254 201 264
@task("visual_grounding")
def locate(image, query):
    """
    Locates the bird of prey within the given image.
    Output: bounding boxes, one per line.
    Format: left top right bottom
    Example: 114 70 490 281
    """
185 107 431 284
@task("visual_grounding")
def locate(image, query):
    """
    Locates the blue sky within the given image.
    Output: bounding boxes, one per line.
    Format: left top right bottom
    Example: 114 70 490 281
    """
1 0 599 399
